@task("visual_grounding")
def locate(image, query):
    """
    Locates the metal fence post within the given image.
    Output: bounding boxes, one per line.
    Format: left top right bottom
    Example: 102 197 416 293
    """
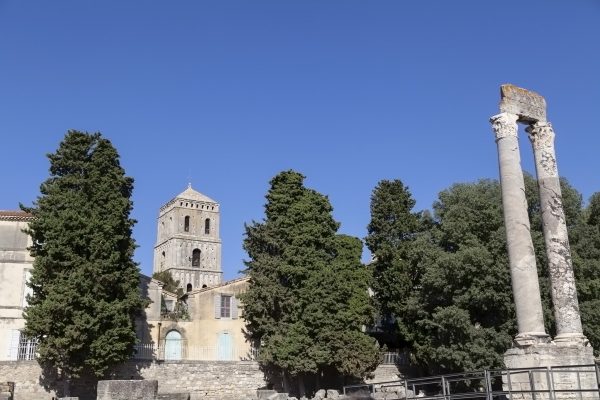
485 370 493 400
529 370 537 400
545 367 555 400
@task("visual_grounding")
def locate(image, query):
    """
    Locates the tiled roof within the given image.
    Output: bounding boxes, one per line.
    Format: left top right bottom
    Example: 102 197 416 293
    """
176 184 217 204
189 276 249 295
0 210 34 221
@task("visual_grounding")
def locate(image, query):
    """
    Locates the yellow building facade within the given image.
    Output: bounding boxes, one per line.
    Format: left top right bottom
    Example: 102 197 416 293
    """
0 186 253 363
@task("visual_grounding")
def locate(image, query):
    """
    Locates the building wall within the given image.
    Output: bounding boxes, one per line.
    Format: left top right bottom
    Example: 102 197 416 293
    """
0 216 33 361
0 360 267 400
150 278 252 360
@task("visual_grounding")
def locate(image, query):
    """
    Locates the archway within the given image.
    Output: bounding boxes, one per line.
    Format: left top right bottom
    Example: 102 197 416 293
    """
164 330 182 360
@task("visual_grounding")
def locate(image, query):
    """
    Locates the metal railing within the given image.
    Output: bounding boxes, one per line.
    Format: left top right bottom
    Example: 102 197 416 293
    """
17 339 37 360
135 342 259 361
3 342 257 362
344 364 600 400
381 351 410 366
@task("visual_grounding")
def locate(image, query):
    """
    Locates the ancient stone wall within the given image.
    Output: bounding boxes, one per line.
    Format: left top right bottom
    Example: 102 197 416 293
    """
0 360 267 400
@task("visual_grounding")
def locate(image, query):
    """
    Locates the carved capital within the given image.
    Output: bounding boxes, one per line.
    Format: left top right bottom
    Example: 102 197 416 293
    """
490 113 518 141
526 121 555 150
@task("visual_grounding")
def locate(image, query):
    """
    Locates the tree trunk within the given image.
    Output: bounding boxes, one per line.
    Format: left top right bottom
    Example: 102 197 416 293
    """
316 370 321 392
282 370 290 394
297 374 306 398
61 371 71 397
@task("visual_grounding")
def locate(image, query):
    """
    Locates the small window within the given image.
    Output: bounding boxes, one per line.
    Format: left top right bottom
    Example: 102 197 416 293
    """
18 334 37 361
192 249 201 267
204 218 210 235
184 216 190 232
221 295 231 318
186 283 192 292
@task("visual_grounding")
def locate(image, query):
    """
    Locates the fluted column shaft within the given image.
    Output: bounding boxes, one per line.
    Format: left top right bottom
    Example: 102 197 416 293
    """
491 113 548 343
527 122 586 342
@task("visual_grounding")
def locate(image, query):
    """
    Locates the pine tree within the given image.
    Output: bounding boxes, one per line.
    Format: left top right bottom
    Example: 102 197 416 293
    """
241 170 378 396
21 131 147 386
365 179 423 345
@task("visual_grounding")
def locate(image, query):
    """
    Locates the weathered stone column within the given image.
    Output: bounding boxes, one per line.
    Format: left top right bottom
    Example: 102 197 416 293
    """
490 112 549 344
526 121 586 343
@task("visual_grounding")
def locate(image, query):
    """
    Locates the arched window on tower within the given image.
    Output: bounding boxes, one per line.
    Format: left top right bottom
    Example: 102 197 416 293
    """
186 283 192 292
205 218 210 235
184 216 190 232
192 248 201 267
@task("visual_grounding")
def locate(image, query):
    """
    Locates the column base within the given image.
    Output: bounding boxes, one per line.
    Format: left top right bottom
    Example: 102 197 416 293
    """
504 341 597 400
554 332 590 346
513 332 551 346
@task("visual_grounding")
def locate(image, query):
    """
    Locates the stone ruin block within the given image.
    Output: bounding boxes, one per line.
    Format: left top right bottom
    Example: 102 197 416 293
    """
0 382 14 400
96 380 158 400
500 84 547 123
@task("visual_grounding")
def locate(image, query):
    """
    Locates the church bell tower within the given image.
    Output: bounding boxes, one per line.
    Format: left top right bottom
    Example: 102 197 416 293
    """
153 184 223 292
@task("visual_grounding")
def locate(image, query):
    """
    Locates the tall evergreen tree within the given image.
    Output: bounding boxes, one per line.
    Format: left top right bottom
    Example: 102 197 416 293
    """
22 131 147 386
241 170 378 396
365 180 423 345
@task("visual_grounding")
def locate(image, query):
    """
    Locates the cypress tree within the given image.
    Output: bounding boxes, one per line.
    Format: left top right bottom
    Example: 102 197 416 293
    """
241 170 378 396
365 179 423 345
21 131 147 387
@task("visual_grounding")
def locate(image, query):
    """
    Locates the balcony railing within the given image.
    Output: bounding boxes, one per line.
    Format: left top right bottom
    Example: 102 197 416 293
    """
3 342 257 362
134 342 259 361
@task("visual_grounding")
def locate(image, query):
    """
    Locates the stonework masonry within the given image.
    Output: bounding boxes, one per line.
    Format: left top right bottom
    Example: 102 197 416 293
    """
491 84 596 399
490 112 548 343
0 360 267 400
527 121 586 342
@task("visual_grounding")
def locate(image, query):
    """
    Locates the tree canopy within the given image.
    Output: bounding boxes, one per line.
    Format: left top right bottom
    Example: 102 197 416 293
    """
152 270 183 296
22 131 147 383
241 170 379 396
367 174 600 375
365 179 424 345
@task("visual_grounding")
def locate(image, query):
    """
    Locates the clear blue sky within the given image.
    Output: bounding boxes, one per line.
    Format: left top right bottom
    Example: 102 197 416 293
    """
1 1 599 280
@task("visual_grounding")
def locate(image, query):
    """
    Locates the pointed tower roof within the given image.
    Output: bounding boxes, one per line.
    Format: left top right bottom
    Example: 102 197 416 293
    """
176 183 217 204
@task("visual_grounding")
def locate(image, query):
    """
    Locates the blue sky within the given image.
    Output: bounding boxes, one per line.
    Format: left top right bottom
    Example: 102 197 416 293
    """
1 1 599 280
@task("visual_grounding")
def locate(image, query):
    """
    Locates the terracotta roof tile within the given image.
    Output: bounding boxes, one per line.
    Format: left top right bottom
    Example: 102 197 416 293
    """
0 210 34 221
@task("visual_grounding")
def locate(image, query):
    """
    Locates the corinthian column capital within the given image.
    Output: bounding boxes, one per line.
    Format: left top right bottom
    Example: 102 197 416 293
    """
527 122 557 176
490 113 519 141
526 121 555 150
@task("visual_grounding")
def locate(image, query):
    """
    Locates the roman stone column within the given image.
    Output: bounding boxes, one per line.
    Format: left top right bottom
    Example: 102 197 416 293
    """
490 112 548 344
526 121 586 343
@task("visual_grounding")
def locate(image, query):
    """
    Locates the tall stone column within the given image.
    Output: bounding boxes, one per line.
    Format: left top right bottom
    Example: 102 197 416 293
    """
490 112 548 344
526 121 586 343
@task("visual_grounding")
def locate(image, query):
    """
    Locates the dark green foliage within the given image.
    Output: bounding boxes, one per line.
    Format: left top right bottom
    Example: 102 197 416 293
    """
241 170 379 395
152 270 183 296
570 192 600 355
365 180 423 343
368 174 600 374
21 131 147 379
407 180 515 373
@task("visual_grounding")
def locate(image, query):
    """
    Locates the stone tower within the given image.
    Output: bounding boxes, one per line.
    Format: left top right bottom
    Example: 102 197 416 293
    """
153 184 223 292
